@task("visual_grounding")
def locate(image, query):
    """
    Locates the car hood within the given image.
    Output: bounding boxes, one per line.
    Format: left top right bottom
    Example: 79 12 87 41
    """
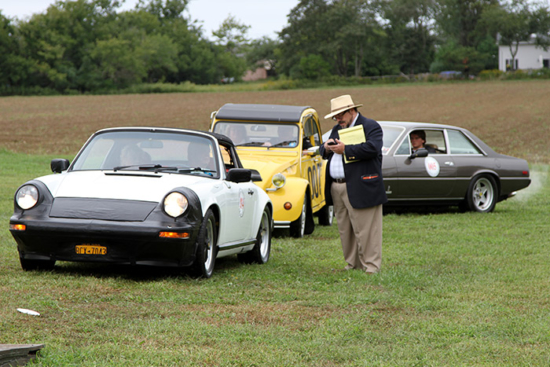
37 170 210 202
237 151 299 190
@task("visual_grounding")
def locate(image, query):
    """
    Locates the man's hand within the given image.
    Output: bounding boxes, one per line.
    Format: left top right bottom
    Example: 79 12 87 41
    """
325 138 345 154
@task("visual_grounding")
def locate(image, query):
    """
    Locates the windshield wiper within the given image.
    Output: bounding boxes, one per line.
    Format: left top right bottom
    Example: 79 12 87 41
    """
239 142 266 147
113 164 178 172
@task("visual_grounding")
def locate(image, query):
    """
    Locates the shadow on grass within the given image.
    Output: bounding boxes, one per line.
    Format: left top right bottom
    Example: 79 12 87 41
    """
42 256 246 281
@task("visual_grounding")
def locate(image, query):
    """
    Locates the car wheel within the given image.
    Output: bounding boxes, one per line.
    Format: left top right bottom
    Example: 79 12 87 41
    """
238 206 272 264
190 209 217 278
318 204 334 226
289 196 307 238
466 174 498 213
20 257 56 271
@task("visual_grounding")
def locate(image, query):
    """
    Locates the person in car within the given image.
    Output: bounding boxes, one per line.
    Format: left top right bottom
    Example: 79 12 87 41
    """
227 125 247 145
188 142 216 171
410 130 436 154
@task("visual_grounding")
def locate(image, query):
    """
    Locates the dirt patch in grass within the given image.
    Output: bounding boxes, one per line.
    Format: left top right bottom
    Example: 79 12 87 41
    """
1 80 549 163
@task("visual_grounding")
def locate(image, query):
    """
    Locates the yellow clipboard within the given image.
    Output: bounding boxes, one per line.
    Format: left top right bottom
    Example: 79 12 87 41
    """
338 125 365 163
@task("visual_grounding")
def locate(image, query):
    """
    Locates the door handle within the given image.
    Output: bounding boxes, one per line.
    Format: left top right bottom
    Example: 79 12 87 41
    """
444 161 454 166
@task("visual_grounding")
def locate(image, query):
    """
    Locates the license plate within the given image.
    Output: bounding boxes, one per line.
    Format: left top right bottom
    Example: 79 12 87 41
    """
75 244 107 255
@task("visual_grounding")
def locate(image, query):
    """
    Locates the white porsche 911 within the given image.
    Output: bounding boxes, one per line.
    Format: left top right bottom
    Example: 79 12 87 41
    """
9 127 273 278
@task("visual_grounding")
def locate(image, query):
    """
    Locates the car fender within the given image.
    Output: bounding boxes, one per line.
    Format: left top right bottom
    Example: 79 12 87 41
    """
269 177 309 222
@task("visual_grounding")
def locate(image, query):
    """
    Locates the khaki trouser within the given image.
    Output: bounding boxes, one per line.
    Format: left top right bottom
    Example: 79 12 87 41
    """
331 182 383 273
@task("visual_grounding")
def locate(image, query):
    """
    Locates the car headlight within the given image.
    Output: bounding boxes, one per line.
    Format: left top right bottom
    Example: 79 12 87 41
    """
272 173 286 189
164 192 189 218
16 185 39 210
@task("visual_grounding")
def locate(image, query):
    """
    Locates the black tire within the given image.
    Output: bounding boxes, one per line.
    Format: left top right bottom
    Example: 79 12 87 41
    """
318 204 334 226
289 195 307 238
238 206 272 264
465 174 498 213
190 209 217 278
20 257 56 271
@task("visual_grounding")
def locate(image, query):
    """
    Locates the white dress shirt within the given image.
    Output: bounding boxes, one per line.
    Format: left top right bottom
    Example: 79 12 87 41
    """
329 113 359 180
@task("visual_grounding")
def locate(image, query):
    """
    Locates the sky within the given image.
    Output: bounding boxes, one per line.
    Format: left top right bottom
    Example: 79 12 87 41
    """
0 0 300 40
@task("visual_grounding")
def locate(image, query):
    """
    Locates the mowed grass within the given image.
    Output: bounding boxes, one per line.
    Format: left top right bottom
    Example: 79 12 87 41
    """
2 158 550 365
1 81 550 365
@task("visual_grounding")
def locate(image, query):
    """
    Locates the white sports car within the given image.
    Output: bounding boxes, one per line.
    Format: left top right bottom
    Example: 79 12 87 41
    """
9 127 273 278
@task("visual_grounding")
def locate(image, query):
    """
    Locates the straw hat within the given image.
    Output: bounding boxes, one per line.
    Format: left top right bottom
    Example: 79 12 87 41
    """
324 95 363 119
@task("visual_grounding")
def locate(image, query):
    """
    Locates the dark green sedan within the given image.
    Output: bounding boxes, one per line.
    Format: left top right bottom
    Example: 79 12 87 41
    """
326 121 530 212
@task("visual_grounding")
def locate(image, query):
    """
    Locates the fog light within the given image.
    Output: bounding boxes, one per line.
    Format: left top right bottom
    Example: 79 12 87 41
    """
284 202 292 210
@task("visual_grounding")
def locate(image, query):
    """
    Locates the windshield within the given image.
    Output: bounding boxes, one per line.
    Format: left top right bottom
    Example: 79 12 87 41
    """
71 131 219 178
213 122 299 148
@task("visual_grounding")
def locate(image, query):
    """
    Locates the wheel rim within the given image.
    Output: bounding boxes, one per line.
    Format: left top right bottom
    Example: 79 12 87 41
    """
472 177 494 211
204 218 214 270
259 210 270 259
328 205 334 225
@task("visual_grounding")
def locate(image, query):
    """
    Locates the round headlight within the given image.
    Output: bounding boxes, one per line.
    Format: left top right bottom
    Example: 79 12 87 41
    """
16 185 39 210
164 192 189 218
272 173 286 189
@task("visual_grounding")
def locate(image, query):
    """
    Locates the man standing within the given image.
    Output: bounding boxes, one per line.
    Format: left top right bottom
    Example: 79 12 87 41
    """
319 95 387 274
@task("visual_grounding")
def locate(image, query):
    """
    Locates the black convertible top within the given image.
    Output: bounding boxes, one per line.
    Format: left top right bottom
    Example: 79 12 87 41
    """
215 103 311 122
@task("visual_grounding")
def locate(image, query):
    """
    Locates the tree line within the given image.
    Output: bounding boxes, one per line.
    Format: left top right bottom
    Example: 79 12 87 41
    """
1 0 549 95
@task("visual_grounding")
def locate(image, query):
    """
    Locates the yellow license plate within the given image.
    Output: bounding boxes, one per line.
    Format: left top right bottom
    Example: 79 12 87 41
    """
75 244 107 255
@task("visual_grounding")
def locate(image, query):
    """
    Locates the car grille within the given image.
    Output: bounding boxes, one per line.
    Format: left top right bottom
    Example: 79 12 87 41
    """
50 198 158 221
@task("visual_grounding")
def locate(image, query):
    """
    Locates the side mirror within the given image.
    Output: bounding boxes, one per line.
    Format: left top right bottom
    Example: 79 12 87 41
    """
227 168 252 183
408 148 429 160
51 158 70 173
250 169 263 182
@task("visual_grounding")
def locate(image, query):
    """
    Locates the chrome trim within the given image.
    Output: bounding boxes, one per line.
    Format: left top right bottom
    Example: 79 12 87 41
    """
218 239 256 251
274 221 291 229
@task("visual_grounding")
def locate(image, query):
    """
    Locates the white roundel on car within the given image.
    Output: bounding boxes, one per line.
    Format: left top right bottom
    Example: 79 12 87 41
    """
239 188 245 217
425 157 440 177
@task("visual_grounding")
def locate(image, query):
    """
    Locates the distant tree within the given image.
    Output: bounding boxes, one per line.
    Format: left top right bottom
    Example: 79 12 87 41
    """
378 0 437 75
279 0 333 77
299 54 331 79
481 0 550 70
136 0 189 19
211 15 250 81
0 13 25 87
435 0 499 47
280 0 387 78
245 37 281 76
13 0 121 90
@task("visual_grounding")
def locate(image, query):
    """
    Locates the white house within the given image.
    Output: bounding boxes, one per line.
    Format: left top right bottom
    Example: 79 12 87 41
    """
499 34 550 71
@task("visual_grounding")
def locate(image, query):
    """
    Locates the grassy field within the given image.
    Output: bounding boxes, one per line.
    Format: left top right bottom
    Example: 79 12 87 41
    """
1 81 550 365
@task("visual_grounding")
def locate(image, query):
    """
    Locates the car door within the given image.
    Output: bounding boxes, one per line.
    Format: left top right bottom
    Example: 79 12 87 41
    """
391 129 457 198
301 114 325 212
445 129 487 198
217 144 258 243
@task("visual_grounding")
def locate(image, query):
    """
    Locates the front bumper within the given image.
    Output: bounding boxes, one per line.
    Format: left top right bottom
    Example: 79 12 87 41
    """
10 217 201 267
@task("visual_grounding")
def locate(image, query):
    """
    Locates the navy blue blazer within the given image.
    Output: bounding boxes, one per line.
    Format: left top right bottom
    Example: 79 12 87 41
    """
319 113 388 209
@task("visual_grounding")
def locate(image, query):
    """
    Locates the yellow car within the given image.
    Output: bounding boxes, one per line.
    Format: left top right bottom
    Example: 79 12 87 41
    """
210 104 333 237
